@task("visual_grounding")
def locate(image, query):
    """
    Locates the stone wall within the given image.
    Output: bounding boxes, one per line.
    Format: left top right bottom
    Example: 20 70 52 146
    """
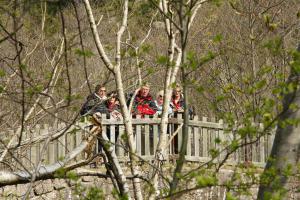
0 167 254 200
1 176 116 199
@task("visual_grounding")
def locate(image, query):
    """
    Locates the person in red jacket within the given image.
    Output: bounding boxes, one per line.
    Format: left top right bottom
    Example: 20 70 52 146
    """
130 83 157 116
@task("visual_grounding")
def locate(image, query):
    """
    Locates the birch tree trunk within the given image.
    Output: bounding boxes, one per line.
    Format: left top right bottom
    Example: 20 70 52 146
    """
83 0 143 199
150 0 204 197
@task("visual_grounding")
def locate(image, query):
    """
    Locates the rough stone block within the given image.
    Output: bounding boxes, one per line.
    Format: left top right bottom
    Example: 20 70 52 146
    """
81 176 95 182
34 180 53 195
16 183 35 198
2 185 16 197
41 190 59 199
53 179 67 190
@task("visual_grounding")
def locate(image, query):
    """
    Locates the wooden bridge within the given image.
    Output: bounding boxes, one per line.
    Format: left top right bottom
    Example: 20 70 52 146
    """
0 114 275 170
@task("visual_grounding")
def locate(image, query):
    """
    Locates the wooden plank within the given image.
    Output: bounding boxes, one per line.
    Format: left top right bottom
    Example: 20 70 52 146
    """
110 122 116 154
153 115 159 155
48 125 57 165
253 138 258 162
202 117 208 158
40 124 49 165
23 126 31 169
136 115 142 157
145 115 150 156
209 117 216 159
65 125 73 154
140 155 155 161
101 118 224 129
31 125 40 166
194 116 200 157
7 129 16 170
83 123 90 159
267 133 275 156
199 126 203 157
57 123 66 161
217 119 225 161
177 114 183 153
186 126 192 157
75 123 84 160
169 123 173 155
118 125 125 157
101 123 107 154
260 135 265 163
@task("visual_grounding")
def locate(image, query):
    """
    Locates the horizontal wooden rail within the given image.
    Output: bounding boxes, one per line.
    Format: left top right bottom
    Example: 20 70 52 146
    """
0 114 275 170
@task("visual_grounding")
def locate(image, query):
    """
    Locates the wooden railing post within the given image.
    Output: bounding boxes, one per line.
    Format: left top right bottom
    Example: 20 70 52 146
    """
31 124 40 166
109 114 116 154
136 115 142 157
118 120 125 158
144 115 150 157
177 114 183 154
153 114 159 156
218 119 225 161
57 123 66 161
202 117 208 158
193 116 200 157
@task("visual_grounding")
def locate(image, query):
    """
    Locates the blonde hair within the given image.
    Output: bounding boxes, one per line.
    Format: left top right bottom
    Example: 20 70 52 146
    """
141 81 150 89
157 90 164 98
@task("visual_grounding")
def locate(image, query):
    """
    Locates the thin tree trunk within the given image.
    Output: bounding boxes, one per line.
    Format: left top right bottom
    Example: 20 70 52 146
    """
83 1 142 199
257 45 300 199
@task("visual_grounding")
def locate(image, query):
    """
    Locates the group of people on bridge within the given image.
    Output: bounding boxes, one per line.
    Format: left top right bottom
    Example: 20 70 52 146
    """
80 83 191 119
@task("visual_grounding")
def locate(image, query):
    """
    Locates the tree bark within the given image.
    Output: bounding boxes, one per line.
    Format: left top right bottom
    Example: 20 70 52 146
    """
257 45 300 199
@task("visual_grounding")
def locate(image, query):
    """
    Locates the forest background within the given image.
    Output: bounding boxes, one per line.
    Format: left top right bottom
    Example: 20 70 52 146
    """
0 0 300 199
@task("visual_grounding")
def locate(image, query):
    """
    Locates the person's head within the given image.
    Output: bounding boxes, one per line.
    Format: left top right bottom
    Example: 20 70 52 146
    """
108 92 118 104
173 85 182 98
95 84 106 98
140 82 150 97
156 90 164 104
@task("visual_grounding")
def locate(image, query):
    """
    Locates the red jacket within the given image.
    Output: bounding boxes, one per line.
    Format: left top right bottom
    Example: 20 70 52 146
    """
132 92 157 116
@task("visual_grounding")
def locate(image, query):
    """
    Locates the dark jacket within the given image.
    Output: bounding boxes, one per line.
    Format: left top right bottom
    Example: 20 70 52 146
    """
170 95 195 117
80 93 108 116
129 91 157 116
106 100 121 113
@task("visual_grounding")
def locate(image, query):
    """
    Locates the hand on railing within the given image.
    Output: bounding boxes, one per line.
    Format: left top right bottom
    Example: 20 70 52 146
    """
111 110 122 120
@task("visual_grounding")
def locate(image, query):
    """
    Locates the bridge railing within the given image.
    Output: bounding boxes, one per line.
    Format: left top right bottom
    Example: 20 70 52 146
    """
0 114 275 170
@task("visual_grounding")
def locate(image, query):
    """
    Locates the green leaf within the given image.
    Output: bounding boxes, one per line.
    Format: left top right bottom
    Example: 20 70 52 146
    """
147 66 155 74
215 137 221 144
216 94 226 102
263 37 283 55
66 171 79 181
226 192 238 200
254 79 267 90
259 65 273 75
213 34 223 43
229 140 239 151
196 175 217 187
54 167 66 178
196 86 204 93
157 56 168 65
68 128 80 135
74 49 94 58
199 51 216 66
86 187 104 200
289 103 299 111
20 64 27 70
209 148 219 158
0 69 5 77
141 44 152 53
210 0 222 6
